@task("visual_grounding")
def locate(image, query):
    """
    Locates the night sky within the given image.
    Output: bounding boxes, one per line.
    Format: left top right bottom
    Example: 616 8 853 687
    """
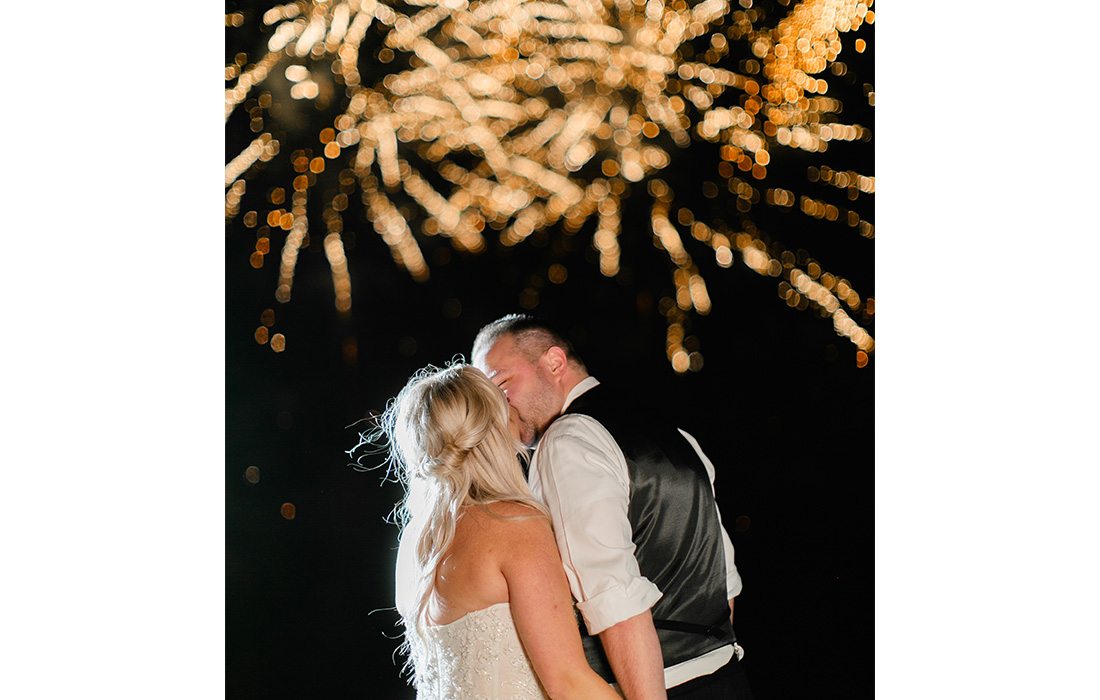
226 2 874 696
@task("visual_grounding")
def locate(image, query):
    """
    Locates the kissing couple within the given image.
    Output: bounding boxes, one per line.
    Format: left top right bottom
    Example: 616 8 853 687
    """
386 314 753 699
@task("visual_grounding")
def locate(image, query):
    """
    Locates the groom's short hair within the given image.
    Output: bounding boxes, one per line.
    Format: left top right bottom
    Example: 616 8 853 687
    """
472 314 587 371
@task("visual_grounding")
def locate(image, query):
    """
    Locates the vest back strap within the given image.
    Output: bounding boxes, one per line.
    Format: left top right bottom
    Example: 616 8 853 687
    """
653 614 732 641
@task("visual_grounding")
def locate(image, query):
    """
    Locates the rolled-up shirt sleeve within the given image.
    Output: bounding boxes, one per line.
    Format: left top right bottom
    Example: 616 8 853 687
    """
533 416 663 635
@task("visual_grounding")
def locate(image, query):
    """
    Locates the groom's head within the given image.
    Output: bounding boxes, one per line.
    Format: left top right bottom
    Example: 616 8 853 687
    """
472 314 588 447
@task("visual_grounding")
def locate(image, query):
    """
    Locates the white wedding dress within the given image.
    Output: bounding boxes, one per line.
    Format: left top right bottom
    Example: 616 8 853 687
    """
405 602 549 699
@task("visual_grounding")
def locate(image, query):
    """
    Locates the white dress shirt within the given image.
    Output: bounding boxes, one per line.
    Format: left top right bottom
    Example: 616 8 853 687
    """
529 376 742 689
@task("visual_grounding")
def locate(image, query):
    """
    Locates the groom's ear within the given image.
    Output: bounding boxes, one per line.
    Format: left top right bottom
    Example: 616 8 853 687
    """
542 346 568 376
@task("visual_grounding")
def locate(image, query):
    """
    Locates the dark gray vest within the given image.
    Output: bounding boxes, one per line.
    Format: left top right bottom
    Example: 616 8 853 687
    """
559 385 735 681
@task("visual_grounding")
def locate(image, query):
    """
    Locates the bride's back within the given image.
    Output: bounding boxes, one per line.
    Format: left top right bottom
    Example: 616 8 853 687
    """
428 501 542 626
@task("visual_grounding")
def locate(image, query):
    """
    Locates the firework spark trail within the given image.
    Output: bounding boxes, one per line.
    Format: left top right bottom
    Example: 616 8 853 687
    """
226 0 875 367
225 133 277 187
275 189 310 303
359 174 431 280
323 207 354 313
226 53 285 121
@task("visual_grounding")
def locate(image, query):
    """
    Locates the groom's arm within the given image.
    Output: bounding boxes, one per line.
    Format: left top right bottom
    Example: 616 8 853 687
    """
534 417 667 696
598 609 668 700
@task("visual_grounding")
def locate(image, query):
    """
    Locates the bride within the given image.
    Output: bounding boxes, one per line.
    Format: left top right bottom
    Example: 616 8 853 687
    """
384 363 619 699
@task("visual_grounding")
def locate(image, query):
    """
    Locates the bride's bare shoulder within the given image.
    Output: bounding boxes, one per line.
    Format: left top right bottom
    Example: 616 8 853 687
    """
483 500 546 519
463 501 551 540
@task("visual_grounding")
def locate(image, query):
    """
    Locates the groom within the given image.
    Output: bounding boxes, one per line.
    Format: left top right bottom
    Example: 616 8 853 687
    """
473 314 752 699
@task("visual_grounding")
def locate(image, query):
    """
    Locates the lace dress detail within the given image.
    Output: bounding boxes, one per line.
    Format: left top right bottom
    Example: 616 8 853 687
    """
406 602 549 699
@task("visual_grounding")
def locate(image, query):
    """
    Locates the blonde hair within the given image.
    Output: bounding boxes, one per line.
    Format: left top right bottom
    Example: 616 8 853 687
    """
381 362 546 634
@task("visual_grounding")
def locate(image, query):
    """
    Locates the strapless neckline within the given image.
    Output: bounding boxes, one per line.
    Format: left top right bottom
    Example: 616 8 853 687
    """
428 601 511 629
407 600 548 698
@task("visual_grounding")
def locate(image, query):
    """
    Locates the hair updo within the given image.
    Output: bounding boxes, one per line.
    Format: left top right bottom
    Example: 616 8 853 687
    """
388 363 512 487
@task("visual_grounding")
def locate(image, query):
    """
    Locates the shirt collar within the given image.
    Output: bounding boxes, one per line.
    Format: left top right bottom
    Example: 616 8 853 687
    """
561 376 600 413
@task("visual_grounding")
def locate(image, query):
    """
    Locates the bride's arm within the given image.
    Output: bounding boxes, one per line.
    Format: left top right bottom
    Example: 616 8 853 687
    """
501 511 620 700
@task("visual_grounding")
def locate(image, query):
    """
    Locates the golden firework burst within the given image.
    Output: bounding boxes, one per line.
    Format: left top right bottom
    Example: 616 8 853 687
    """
226 0 875 370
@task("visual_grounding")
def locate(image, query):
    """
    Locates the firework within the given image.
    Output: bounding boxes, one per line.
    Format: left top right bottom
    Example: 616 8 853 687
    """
226 0 875 369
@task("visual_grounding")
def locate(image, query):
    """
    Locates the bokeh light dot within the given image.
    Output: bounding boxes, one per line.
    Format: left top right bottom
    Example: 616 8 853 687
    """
548 264 568 284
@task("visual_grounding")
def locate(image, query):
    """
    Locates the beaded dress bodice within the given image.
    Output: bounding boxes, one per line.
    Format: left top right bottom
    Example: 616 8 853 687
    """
406 602 548 699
